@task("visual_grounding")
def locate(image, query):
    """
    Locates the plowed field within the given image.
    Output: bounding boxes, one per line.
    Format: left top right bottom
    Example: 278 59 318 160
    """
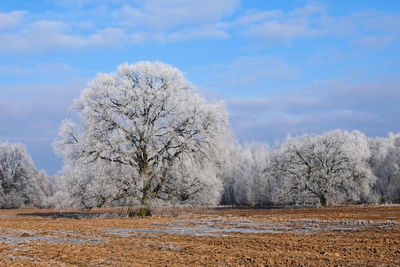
0 206 399 266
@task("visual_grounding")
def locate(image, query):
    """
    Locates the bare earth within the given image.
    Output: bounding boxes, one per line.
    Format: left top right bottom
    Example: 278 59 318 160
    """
0 206 399 266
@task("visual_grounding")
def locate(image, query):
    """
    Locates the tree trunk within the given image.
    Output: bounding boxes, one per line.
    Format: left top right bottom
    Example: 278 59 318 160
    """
137 171 152 217
319 195 327 208
137 192 152 216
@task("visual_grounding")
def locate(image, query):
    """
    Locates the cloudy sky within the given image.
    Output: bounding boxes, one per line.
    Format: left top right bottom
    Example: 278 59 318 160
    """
1 0 399 174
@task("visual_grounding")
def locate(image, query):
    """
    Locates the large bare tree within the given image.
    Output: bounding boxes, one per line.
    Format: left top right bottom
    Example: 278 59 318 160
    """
55 61 229 215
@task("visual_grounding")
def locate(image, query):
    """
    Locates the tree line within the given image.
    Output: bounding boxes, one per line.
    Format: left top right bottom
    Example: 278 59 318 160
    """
1 62 399 213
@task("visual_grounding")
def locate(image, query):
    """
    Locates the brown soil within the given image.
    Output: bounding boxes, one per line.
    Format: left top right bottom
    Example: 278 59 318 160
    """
0 205 399 266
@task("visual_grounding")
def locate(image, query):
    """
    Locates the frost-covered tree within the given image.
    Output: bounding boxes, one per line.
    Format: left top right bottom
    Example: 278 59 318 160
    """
53 156 223 209
244 143 276 206
369 133 400 203
0 142 44 208
271 130 375 206
51 161 138 209
219 142 276 206
218 142 246 205
162 155 223 205
55 61 229 215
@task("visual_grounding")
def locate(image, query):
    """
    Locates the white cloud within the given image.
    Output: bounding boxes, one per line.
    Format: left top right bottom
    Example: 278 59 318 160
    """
289 2 326 17
0 82 84 173
116 0 239 30
203 56 298 92
112 0 237 43
0 62 79 85
353 35 395 49
0 0 239 53
28 20 70 32
234 3 324 45
224 78 400 142
236 3 400 47
0 83 83 134
0 19 126 53
246 19 310 44
236 10 281 25
0 1 399 53
157 23 230 42
0 11 26 31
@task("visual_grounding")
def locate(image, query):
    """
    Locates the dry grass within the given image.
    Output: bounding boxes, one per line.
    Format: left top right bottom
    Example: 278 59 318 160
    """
0 205 399 266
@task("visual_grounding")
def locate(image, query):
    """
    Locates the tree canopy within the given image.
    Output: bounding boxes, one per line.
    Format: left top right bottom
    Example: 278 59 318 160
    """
0 142 45 208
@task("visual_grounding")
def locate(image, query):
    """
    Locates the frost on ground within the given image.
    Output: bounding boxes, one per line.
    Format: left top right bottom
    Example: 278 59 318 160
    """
0 229 105 245
106 218 400 237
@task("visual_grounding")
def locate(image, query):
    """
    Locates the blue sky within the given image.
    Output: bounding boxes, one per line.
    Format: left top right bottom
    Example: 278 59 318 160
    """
0 0 399 174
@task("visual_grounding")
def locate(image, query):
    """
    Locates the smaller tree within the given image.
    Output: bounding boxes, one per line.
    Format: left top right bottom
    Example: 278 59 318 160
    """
218 141 244 205
271 130 375 207
0 142 44 208
369 133 400 203
244 143 276 206
219 142 276 206
163 156 223 205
